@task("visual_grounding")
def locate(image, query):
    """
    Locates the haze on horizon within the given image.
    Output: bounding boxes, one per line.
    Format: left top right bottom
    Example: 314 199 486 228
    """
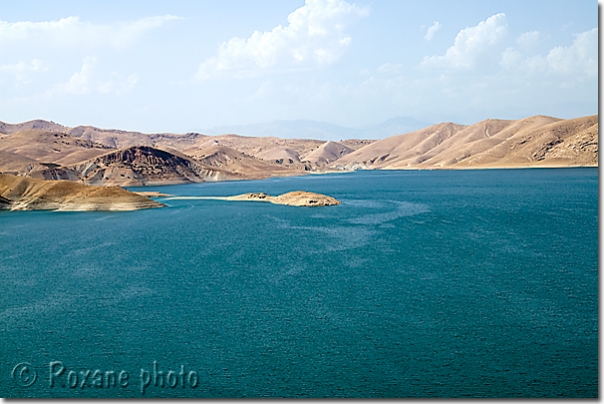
0 0 598 138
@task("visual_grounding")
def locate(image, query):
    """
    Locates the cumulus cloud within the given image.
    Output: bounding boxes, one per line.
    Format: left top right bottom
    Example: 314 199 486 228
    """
195 0 369 80
424 21 441 41
51 58 138 95
421 13 507 69
52 57 95 95
500 28 597 77
0 15 180 49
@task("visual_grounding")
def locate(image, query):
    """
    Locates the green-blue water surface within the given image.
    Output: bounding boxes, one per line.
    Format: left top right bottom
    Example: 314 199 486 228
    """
0 168 598 398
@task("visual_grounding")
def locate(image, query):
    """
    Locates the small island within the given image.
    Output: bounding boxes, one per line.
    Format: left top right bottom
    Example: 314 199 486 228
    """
0 174 165 211
166 191 340 207
227 191 340 207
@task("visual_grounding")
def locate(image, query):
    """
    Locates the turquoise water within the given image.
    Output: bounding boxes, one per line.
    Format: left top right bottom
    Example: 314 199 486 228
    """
0 168 598 398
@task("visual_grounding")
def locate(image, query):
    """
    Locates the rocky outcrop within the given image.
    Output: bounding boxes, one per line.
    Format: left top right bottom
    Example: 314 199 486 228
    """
0 195 10 208
68 146 234 186
0 174 165 211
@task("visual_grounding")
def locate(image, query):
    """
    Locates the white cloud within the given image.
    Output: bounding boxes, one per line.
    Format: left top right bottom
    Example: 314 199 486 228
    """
0 15 180 49
500 28 597 77
421 13 507 69
0 59 47 84
377 63 403 74
546 28 597 76
516 31 540 49
98 73 138 95
53 57 95 95
499 47 522 70
195 0 369 80
0 59 46 73
51 58 138 95
424 21 441 41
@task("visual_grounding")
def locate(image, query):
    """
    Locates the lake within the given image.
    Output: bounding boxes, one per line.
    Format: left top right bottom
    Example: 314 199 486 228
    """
0 168 598 398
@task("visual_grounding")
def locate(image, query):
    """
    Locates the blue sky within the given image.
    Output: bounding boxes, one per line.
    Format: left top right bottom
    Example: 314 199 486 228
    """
0 0 598 134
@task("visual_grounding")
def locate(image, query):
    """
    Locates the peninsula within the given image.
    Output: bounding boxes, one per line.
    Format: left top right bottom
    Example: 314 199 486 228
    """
0 174 164 211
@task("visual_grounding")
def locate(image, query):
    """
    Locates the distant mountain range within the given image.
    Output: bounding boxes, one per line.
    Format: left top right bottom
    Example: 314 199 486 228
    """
203 117 432 141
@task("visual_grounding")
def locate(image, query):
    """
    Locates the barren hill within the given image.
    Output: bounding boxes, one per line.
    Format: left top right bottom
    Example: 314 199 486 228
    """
67 125 209 151
256 147 301 163
0 129 113 178
331 122 467 169
0 119 67 134
65 145 307 186
187 145 304 177
0 129 112 165
194 134 325 161
62 124 348 168
331 115 597 170
0 114 597 188
301 141 354 166
68 146 248 186
0 125 309 185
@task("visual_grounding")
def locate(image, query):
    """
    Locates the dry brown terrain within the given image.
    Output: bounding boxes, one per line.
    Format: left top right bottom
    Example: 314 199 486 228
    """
300 141 354 166
0 119 67 134
0 129 112 173
0 114 597 187
187 145 305 177
0 173 164 211
0 135 310 186
331 115 598 170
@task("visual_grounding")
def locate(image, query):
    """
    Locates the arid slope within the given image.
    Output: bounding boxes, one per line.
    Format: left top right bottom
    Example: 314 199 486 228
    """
187 145 305 177
331 115 598 169
301 141 354 166
0 129 112 172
